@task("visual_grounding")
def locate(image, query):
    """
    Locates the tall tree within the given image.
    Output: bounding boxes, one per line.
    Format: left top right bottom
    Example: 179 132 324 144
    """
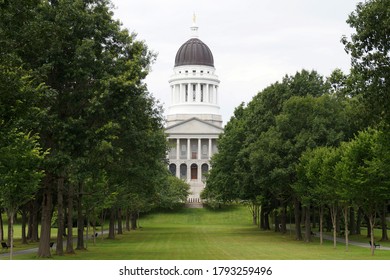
342 0 390 125
336 128 390 255
0 130 45 259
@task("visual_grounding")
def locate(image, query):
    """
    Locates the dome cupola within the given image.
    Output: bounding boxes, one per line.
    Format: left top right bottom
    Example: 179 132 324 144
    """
174 38 214 67
166 14 222 128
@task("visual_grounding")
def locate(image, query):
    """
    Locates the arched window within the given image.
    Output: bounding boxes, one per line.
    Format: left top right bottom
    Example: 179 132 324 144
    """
180 164 187 180
191 163 198 180
169 164 176 176
201 164 209 181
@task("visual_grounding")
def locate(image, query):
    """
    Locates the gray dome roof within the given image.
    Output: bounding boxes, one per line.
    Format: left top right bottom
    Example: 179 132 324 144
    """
174 38 214 67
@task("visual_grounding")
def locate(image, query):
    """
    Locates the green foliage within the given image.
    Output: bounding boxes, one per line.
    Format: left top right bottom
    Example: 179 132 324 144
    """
295 146 342 207
206 69 350 210
155 175 190 209
336 128 390 213
0 129 46 209
342 0 390 124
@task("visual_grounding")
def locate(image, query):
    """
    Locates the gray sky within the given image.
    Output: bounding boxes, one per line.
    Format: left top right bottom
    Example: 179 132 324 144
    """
110 0 360 125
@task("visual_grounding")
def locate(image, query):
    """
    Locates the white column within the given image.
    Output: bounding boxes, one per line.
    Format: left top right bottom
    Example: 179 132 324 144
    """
205 83 209 104
209 138 212 159
216 86 218 105
198 163 202 182
187 138 191 159
176 139 180 160
179 84 183 103
187 164 191 181
171 86 174 104
198 138 201 160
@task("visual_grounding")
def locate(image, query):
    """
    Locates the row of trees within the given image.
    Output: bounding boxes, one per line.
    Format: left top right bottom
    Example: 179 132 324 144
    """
0 0 189 259
202 0 390 255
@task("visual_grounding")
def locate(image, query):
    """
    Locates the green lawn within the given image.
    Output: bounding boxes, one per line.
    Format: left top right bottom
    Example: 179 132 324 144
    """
2 206 389 260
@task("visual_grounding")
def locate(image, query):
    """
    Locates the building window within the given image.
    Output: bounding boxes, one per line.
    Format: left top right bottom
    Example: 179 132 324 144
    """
185 85 188 102
202 144 208 155
169 164 176 176
201 163 209 181
191 144 197 159
191 164 198 180
181 144 187 157
180 164 187 180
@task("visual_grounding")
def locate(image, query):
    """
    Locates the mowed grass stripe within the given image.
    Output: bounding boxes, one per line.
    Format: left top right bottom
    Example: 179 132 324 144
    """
5 206 389 260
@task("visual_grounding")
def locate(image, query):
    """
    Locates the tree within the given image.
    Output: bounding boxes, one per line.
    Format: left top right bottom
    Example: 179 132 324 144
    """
0 130 45 259
155 175 190 209
273 93 348 241
1 0 166 257
337 128 390 255
342 0 390 124
296 146 342 246
203 104 246 205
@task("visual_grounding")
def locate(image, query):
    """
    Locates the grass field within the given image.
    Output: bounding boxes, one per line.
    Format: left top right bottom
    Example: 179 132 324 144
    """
1 205 389 260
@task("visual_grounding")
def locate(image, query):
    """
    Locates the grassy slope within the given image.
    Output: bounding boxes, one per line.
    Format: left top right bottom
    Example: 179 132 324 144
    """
2 206 389 260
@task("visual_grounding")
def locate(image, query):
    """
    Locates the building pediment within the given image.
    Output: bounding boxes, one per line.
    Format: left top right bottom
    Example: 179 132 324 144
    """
166 117 223 135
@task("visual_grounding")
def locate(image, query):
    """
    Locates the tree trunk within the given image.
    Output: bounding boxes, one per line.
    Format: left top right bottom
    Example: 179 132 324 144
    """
380 202 388 241
0 209 3 241
251 203 258 225
126 209 130 231
7 214 12 245
356 207 362 235
108 207 116 239
343 206 349 252
294 198 302 240
76 182 84 250
92 220 97 245
21 206 28 244
304 206 311 242
369 213 376 256
56 175 65 255
319 206 324 245
37 177 53 258
30 198 40 242
349 207 356 235
260 207 265 230
8 210 15 260
274 210 280 232
264 211 270 230
330 205 337 249
280 204 287 234
66 183 75 254
117 208 123 234
101 210 106 238
131 211 138 230
336 208 341 234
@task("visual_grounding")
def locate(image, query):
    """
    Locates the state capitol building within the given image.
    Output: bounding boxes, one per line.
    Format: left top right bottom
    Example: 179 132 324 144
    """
165 18 223 204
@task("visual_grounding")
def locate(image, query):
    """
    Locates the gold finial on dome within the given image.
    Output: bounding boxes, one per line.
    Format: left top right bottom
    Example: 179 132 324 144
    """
190 13 199 38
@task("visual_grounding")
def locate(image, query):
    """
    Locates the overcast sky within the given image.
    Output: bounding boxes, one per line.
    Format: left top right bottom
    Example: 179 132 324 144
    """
110 0 360 125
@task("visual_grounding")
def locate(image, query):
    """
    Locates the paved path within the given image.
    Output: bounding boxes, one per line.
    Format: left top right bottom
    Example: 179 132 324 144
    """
317 233 390 251
0 231 106 259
